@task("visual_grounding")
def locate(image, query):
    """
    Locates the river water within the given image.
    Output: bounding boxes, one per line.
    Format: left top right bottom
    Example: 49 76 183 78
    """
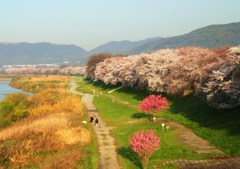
0 81 23 100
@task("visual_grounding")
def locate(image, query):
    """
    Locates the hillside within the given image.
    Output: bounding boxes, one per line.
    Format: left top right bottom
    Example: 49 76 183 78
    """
0 42 87 66
88 37 162 55
128 22 240 54
1 22 239 66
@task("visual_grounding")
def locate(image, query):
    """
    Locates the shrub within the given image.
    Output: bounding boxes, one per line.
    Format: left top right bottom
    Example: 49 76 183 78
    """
0 93 29 124
86 53 113 79
139 95 169 120
130 130 160 169
0 140 34 168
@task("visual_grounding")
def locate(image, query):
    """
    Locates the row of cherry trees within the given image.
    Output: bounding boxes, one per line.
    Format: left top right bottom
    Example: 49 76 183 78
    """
87 46 240 108
197 46 240 108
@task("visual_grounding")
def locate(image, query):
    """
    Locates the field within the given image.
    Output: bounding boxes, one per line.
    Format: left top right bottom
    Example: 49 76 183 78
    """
0 76 98 169
1 75 239 169
76 76 240 168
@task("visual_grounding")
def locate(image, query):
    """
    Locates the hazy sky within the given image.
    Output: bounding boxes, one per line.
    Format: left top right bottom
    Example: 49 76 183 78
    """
1 0 240 50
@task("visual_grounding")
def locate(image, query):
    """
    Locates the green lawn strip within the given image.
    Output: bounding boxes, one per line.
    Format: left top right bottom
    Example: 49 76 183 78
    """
93 95 138 125
76 81 94 94
75 76 148 105
110 87 150 105
159 95 240 156
75 76 103 94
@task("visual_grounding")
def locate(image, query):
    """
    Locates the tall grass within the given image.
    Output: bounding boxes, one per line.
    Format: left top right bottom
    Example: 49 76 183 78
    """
10 75 70 92
0 76 94 169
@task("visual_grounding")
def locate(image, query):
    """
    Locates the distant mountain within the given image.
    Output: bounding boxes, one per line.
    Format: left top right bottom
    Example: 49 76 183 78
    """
128 22 240 54
0 42 87 66
1 22 239 66
88 37 162 55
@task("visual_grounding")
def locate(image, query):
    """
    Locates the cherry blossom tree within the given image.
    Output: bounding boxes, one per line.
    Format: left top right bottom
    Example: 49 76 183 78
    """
139 95 169 121
198 46 240 108
130 130 160 169
87 46 240 109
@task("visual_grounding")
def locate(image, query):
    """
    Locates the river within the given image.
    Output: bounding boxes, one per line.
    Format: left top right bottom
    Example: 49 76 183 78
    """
0 80 23 100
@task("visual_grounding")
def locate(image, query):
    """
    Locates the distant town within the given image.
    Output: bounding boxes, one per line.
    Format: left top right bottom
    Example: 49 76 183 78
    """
0 64 85 75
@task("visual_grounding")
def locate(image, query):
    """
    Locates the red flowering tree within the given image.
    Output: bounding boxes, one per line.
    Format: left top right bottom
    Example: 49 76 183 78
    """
138 95 169 121
130 130 160 169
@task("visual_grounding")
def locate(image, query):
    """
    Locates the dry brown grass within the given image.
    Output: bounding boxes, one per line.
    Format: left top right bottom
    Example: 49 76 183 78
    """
0 111 91 167
27 88 68 106
10 75 70 92
55 127 91 146
26 75 69 82
0 75 92 168
28 95 85 116
9 140 34 167
42 150 82 169
0 112 91 148
0 113 69 141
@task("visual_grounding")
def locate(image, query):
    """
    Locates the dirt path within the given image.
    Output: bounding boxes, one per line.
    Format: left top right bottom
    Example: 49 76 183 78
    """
158 117 223 154
160 157 240 169
69 81 121 169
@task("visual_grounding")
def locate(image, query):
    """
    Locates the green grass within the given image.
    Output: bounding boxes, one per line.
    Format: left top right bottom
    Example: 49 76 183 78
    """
77 77 240 155
93 95 138 125
0 113 11 128
160 95 240 155
77 139 98 169
93 94 214 169
75 76 240 168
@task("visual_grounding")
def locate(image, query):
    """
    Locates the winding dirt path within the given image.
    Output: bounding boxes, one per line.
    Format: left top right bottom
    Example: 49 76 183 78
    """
69 81 121 169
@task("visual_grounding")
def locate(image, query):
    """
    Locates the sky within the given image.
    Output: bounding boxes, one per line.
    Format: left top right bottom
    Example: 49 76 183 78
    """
0 0 240 50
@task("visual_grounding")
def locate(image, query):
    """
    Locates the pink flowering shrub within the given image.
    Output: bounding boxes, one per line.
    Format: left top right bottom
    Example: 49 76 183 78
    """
130 130 160 169
139 95 169 119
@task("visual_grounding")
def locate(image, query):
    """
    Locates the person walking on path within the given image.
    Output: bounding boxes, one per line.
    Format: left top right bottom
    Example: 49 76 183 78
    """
94 118 99 126
90 115 94 123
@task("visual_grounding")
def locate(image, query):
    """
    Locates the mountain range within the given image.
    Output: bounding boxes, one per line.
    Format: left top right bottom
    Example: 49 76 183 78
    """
0 22 239 66
126 22 240 54
0 42 87 66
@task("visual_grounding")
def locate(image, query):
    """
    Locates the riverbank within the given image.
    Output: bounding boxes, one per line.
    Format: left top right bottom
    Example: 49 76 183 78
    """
0 78 11 81
0 76 96 169
0 80 25 100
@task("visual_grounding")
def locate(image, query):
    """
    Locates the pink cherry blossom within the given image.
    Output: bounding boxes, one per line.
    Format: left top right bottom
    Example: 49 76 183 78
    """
130 130 160 169
138 95 169 115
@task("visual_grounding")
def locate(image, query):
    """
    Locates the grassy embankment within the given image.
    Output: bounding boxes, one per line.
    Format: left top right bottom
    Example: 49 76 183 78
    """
76 76 240 169
0 75 98 169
